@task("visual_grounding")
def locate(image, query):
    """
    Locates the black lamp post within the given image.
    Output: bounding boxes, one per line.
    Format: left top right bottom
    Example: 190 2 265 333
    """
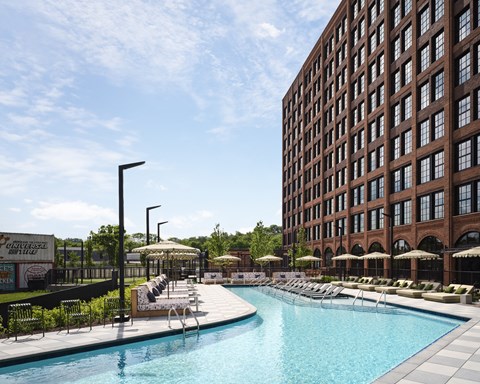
146 205 161 245
145 205 161 280
119 161 145 322
382 212 394 279
334 224 344 278
157 221 168 242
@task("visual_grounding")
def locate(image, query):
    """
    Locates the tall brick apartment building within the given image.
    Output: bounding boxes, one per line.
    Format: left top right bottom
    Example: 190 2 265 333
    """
282 0 480 284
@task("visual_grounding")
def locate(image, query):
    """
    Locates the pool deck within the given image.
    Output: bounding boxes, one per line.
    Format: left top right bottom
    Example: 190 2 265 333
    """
0 284 479 384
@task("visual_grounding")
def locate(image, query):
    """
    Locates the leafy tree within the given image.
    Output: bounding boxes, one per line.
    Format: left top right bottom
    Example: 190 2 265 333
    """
90 225 121 267
250 221 274 262
205 224 231 265
85 237 94 267
288 227 311 268
67 251 80 267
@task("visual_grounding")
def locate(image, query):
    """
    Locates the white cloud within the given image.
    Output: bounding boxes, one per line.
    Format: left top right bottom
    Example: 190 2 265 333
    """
31 200 117 222
170 210 214 230
255 22 284 38
9 207 21 212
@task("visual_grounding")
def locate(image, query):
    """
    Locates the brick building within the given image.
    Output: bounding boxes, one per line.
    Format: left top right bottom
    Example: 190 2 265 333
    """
282 0 480 284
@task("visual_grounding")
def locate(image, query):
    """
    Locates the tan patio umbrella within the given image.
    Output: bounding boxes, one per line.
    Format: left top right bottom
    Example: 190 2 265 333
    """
296 255 322 269
360 252 390 276
256 255 283 276
452 246 480 258
133 240 200 298
331 253 360 260
394 249 440 260
213 255 241 261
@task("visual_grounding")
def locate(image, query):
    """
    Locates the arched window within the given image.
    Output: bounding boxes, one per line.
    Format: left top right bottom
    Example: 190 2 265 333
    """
351 244 365 256
324 247 333 267
455 231 480 247
368 242 385 253
393 239 411 256
418 236 444 253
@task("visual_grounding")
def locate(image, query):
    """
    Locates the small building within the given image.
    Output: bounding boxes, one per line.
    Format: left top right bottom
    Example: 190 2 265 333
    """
0 231 55 290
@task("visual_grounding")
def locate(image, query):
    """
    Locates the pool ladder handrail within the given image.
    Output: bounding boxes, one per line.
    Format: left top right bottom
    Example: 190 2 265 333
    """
352 289 365 308
376 291 387 308
168 306 200 338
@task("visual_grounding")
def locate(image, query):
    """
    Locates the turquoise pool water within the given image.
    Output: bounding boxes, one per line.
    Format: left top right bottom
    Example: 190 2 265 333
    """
0 287 463 384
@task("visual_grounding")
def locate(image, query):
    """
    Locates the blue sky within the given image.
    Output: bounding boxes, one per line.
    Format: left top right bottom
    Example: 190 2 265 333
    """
0 0 340 240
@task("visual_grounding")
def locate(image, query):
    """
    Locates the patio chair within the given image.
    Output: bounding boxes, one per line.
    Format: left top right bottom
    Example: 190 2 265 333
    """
8 303 45 341
61 299 92 333
103 297 133 327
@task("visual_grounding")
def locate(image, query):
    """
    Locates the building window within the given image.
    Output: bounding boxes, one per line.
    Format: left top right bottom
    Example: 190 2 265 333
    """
419 6 430 36
419 157 431 183
393 103 401 127
336 193 347 212
393 200 412 225
457 52 471 85
457 96 471 128
393 37 401 61
419 195 431 221
368 207 384 230
403 94 412 119
433 71 444 101
403 129 412 154
433 110 445 139
419 191 444 221
404 0 412 15
403 24 412 50
393 70 401 94
392 137 401 160
457 184 472 215
433 31 444 61
419 118 430 147
368 176 384 201
434 151 444 179
457 8 471 42
352 184 365 206
433 0 444 22
393 4 401 28
392 164 412 193
403 60 412 84
457 140 472 171
352 212 365 233
420 45 430 72
420 82 429 109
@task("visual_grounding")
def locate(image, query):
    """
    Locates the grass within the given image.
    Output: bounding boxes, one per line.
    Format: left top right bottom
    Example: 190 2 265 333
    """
0 277 145 304
0 291 49 304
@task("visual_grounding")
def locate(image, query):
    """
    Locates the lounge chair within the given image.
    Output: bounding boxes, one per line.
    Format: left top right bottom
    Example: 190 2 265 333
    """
375 280 414 294
343 277 374 289
331 276 358 287
306 285 345 300
358 278 393 291
396 282 441 299
422 284 474 303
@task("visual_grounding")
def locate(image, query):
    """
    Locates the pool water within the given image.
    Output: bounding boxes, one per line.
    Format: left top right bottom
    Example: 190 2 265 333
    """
0 287 463 384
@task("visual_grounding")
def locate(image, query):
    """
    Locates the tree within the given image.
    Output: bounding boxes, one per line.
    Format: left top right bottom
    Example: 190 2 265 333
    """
90 225 120 267
288 227 311 268
67 251 80 267
205 224 231 264
85 237 94 267
250 221 274 262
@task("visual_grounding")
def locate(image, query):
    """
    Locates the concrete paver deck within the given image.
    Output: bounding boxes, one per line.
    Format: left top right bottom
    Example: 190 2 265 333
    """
0 284 479 384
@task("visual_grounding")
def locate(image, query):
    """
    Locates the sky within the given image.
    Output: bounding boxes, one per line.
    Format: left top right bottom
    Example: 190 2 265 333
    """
0 0 340 240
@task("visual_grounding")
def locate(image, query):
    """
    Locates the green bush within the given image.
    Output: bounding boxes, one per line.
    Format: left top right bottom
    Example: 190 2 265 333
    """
4 279 146 337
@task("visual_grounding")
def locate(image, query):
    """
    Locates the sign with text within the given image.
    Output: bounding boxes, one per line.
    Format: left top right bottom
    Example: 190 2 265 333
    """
0 263 15 290
0 232 55 262
18 263 51 289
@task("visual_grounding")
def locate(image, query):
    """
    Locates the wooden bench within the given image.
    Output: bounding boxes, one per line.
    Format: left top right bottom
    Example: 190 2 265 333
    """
8 303 45 341
103 297 133 327
60 299 92 333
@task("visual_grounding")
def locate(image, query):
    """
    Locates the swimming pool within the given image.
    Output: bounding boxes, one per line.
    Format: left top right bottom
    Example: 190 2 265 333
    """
0 287 464 384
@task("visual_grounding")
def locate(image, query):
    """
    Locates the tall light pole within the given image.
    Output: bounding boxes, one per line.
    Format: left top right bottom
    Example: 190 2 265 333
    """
382 212 394 279
145 205 161 280
157 221 168 242
146 205 161 245
119 161 145 322
334 223 344 279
